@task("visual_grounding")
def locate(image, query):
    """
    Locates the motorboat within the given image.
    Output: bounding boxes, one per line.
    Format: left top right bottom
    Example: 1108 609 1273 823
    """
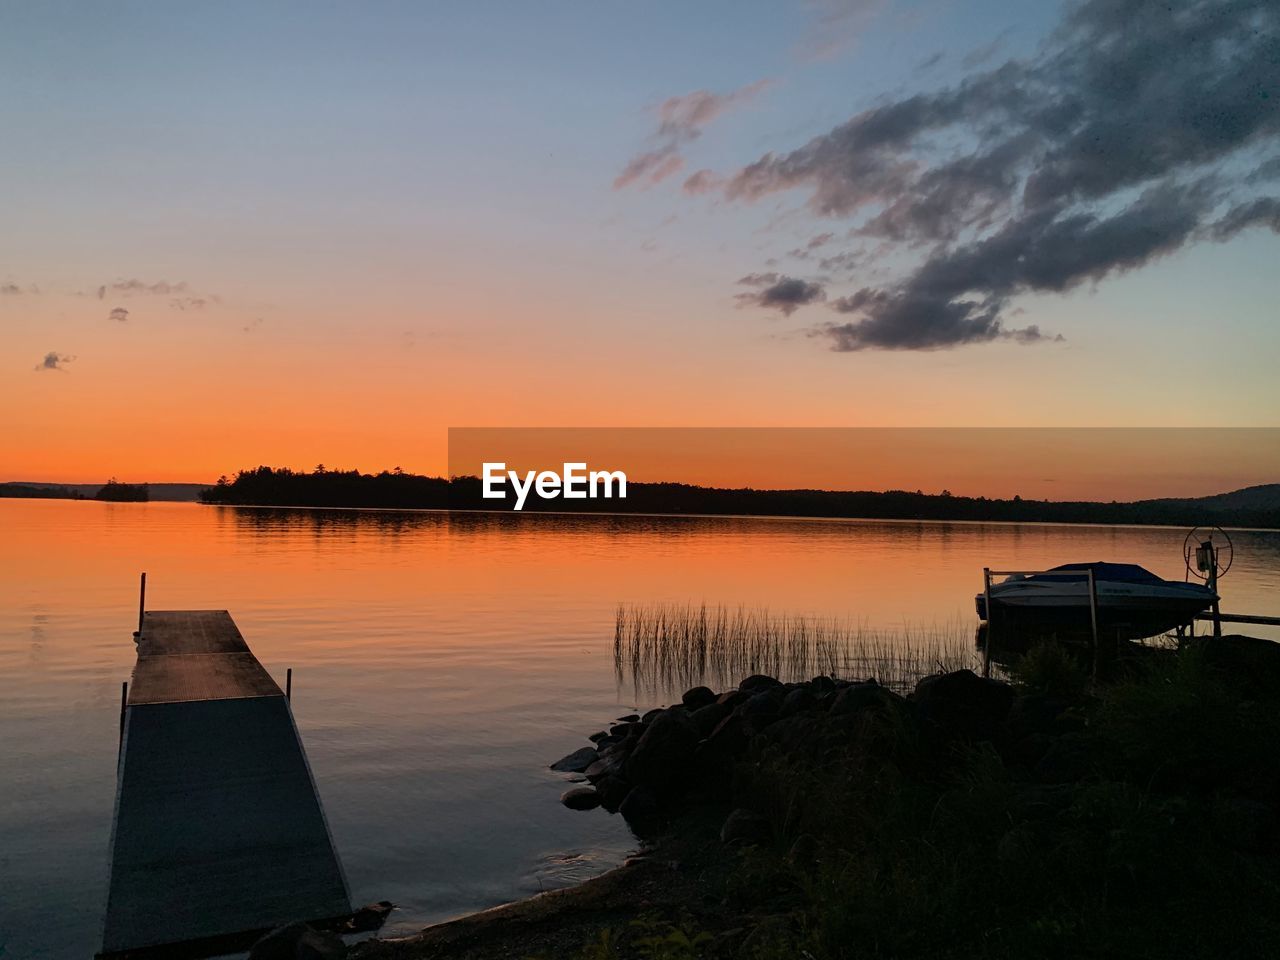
975 562 1217 641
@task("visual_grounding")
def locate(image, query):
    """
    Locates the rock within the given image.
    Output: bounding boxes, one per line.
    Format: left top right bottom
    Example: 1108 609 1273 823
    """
810 675 836 694
716 689 749 710
828 681 891 717
620 784 661 831
584 755 622 782
641 707 665 724
780 686 816 718
616 713 640 723
911 669 1014 740
739 690 782 728
348 901 394 933
681 685 717 711
754 714 820 756
560 786 602 810
739 674 783 694
596 774 631 812
250 922 346 960
610 721 643 739
549 746 599 773
702 712 752 764
587 730 609 743
720 808 772 846
625 709 700 791
595 734 630 755
690 700 731 737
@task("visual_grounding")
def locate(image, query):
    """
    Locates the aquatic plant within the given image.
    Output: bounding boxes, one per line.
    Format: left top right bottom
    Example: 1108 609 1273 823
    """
614 603 980 699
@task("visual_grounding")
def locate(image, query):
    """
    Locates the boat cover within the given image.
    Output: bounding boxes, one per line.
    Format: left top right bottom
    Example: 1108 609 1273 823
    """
1026 562 1167 584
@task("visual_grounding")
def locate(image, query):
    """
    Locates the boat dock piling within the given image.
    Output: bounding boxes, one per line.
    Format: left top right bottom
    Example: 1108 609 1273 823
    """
100 600 352 959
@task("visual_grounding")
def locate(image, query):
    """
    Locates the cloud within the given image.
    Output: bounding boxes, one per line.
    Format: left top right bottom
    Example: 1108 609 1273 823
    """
109 307 130 322
787 232 837 258
615 81 771 190
2 282 23 295
737 272 781 287
109 279 188 295
35 351 74 371
797 0 887 61
717 0 1280 349
170 296 211 310
735 275 827 315
682 169 724 195
1211 197 1280 240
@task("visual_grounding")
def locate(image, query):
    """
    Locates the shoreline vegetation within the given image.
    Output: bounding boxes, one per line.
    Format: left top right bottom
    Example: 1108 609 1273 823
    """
192 466 1280 528
344 635 1280 960
0 479 149 502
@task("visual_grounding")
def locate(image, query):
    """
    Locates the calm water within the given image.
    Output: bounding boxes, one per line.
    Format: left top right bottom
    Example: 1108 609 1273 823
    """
2 500 1278 958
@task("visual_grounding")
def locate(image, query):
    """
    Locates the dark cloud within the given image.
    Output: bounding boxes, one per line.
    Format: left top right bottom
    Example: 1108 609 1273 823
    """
735 275 827 315
1211 197 1280 240
616 81 770 190
818 182 1207 348
786 232 837 259
35 351 74 371
1 282 21 295
917 51 944 71
720 0 1280 349
109 307 130 322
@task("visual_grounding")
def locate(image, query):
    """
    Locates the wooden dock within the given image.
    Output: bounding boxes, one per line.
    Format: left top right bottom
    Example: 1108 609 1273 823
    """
100 611 352 958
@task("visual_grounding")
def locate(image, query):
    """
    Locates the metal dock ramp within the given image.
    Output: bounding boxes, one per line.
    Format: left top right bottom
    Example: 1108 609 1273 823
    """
100 611 352 958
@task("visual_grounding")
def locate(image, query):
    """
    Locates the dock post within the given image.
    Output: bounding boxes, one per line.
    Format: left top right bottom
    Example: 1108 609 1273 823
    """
982 567 993 678
118 681 128 748
286 668 293 701
1087 568 1100 676
1207 545 1222 638
136 572 147 638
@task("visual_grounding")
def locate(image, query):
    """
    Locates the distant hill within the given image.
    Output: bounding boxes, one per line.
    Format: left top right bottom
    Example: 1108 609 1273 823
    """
0 481 209 502
1141 484 1280 514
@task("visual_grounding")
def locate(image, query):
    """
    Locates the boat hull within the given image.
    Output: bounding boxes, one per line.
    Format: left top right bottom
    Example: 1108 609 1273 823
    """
975 582 1215 641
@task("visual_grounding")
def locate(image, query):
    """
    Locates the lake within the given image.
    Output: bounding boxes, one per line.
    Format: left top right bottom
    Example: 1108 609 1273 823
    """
2 499 1278 958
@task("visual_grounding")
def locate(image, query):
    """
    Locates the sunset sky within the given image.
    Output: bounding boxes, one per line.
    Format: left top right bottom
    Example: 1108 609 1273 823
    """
3 0 1277 485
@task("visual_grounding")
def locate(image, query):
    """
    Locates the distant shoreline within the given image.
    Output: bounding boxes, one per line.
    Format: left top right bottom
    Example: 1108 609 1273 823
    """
6 472 1280 529
197 468 1280 530
179 500 1280 533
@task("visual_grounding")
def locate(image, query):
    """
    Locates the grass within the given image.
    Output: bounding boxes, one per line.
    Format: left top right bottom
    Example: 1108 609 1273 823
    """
614 602 982 698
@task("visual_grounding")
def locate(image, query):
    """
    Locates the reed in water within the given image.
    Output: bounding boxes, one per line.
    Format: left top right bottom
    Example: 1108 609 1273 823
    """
614 602 980 699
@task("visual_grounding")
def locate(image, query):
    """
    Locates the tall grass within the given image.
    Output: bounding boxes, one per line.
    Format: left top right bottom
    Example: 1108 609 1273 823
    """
614 602 981 699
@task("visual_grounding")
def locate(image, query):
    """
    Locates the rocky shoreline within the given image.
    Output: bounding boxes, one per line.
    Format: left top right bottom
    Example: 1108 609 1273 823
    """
264 636 1280 959
545 670 1021 841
